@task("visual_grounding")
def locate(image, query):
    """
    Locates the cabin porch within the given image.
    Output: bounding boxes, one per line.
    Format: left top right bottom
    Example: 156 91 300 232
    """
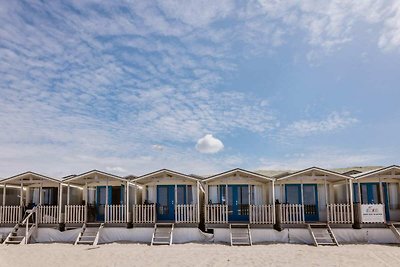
62 170 135 227
203 169 275 228
0 172 61 227
131 169 201 226
353 165 400 224
275 167 354 226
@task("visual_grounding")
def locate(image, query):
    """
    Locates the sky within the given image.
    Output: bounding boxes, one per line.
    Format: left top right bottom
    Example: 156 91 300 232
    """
0 0 399 178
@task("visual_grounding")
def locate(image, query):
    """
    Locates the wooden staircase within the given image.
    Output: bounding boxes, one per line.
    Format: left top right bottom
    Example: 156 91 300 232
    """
3 208 37 245
151 223 174 245
74 223 103 245
229 224 252 246
308 223 338 246
389 223 400 241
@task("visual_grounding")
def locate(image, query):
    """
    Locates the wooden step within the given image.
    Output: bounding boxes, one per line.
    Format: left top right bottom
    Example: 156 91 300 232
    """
308 224 339 247
230 224 252 246
151 223 174 245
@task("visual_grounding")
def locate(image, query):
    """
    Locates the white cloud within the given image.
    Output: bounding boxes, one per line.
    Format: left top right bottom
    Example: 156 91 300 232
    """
283 111 358 137
258 148 387 170
195 134 224 154
105 166 128 174
379 2 400 51
152 144 164 151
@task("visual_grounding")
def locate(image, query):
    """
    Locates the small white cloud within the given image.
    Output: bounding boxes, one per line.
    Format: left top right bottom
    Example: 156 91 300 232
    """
195 134 224 154
152 144 164 151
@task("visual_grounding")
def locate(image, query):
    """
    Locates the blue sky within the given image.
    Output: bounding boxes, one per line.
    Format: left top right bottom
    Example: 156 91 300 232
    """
0 0 399 177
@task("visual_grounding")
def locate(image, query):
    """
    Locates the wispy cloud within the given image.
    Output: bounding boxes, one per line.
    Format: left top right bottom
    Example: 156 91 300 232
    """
258 147 387 170
282 111 358 137
0 1 398 177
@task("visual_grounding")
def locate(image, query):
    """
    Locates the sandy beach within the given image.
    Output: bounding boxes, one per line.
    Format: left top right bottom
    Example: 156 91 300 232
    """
0 243 400 267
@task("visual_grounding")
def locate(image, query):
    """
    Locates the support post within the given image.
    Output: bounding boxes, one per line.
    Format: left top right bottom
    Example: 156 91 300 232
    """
106 178 109 223
174 184 177 223
324 177 328 222
2 184 6 206
39 181 43 205
84 181 88 223
126 181 130 225
349 179 354 224
20 179 23 207
58 183 65 230
300 181 304 222
196 181 200 223
272 180 275 224
67 183 70 205
273 199 283 231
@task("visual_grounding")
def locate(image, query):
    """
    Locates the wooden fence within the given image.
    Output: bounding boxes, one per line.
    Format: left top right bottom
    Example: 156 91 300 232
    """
175 204 198 223
132 204 155 223
0 205 21 224
105 205 126 223
37 205 59 224
327 203 352 224
65 205 86 224
205 204 228 224
250 204 274 224
281 204 304 224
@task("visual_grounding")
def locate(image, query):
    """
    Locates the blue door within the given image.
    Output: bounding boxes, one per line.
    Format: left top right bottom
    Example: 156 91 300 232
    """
157 185 175 221
285 184 319 222
303 184 319 221
227 185 249 222
96 186 112 221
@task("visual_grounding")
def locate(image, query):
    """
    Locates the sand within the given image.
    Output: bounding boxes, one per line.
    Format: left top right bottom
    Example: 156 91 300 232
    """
0 243 400 267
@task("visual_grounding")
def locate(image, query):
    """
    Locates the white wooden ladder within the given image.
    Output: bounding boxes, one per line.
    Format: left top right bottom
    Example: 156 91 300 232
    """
151 223 174 245
389 223 400 241
308 223 338 247
3 207 37 245
229 224 252 246
74 223 103 245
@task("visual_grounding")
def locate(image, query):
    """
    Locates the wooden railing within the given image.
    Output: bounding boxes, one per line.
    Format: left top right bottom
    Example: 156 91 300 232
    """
0 205 21 223
65 205 86 223
250 204 274 224
23 207 37 244
105 205 126 223
37 205 59 224
281 204 304 224
132 204 155 223
205 204 228 224
175 204 198 223
327 203 352 224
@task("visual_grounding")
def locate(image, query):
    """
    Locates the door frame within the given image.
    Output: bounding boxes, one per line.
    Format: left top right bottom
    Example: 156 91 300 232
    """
227 184 249 222
285 184 319 222
96 186 112 221
156 185 175 221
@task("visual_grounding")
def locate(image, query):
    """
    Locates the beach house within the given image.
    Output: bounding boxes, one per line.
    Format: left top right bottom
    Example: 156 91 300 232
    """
275 167 354 245
353 166 400 227
131 169 202 245
202 168 275 245
0 172 62 244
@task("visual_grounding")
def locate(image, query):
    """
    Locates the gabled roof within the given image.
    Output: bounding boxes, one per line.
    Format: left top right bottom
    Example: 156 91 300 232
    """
354 165 400 179
277 167 351 181
133 169 200 183
0 171 61 185
62 169 126 183
203 168 274 182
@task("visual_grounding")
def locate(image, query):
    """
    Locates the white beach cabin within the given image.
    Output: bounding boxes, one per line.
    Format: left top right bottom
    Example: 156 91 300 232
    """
0 172 62 244
202 169 275 245
353 165 400 226
61 170 135 245
275 167 354 225
132 169 202 245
